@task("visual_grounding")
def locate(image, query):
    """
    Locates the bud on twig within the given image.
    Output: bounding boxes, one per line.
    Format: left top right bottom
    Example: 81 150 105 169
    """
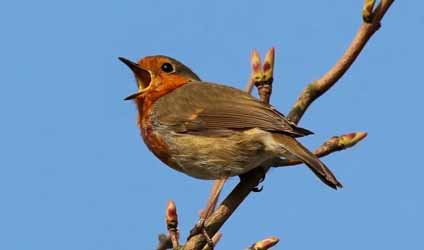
263 47 275 81
166 200 178 229
251 49 263 82
248 236 280 250
362 0 376 22
166 200 180 250
338 132 368 149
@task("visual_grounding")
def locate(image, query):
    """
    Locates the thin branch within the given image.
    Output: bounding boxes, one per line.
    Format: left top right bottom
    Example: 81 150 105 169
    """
287 0 394 124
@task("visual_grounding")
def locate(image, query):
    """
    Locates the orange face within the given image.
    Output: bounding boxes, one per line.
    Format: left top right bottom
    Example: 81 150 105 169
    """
120 55 201 169
119 55 200 102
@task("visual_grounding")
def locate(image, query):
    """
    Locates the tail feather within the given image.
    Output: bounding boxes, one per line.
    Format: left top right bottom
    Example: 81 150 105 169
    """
273 134 343 189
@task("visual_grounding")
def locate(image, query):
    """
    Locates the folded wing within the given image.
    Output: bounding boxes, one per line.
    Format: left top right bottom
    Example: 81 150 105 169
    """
153 82 313 137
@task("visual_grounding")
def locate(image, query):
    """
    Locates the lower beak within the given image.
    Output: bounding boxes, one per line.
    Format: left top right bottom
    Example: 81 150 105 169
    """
119 57 152 100
123 91 143 101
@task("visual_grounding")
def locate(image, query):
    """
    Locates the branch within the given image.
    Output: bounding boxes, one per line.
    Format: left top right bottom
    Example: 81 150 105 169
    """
287 0 394 124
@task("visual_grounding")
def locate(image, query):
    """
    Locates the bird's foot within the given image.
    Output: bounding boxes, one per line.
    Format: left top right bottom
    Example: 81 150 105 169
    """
252 185 263 192
239 167 267 192
187 218 214 249
187 217 204 240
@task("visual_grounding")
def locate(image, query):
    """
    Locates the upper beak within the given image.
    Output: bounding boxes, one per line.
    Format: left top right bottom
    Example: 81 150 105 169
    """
119 57 151 100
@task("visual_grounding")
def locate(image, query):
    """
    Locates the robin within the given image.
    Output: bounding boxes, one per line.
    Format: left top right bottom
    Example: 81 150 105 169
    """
119 55 342 189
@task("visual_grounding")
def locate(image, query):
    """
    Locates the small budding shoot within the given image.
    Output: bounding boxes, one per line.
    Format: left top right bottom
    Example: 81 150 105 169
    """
166 200 178 229
339 132 368 148
251 49 264 81
248 236 280 250
362 0 376 22
263 47 275 81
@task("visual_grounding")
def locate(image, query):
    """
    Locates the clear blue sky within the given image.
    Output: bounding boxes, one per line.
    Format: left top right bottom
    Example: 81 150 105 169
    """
0 1 422 249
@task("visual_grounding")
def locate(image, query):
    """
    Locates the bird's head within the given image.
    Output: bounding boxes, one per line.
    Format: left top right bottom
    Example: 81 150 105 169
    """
119 55 200 101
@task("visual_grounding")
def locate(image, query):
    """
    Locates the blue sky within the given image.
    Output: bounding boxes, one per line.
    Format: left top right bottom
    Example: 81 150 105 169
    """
0 1 423 249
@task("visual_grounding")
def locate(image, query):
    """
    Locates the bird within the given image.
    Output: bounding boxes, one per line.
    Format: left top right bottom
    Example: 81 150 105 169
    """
119 55 342 190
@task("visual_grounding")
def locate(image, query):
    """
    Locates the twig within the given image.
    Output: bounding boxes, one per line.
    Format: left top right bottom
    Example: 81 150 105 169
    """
287 0 394 124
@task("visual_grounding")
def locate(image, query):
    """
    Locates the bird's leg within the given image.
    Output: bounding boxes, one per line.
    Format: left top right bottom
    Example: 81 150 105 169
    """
187 178 227 247
204 178 227 218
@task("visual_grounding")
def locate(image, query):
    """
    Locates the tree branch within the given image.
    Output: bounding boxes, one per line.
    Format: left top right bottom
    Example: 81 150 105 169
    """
287 0 394 124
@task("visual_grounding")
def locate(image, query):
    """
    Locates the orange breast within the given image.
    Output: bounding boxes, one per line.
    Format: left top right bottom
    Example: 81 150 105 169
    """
134 75 190 170
137 99 170 163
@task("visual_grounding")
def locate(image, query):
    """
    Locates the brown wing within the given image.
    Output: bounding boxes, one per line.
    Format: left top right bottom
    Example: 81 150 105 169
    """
152 82 313 137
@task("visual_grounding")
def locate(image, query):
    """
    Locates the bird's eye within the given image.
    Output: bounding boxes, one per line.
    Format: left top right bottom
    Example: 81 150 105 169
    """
161 63 174 73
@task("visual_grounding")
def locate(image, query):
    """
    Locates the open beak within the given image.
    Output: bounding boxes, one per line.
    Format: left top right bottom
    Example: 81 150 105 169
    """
119 57 152 100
